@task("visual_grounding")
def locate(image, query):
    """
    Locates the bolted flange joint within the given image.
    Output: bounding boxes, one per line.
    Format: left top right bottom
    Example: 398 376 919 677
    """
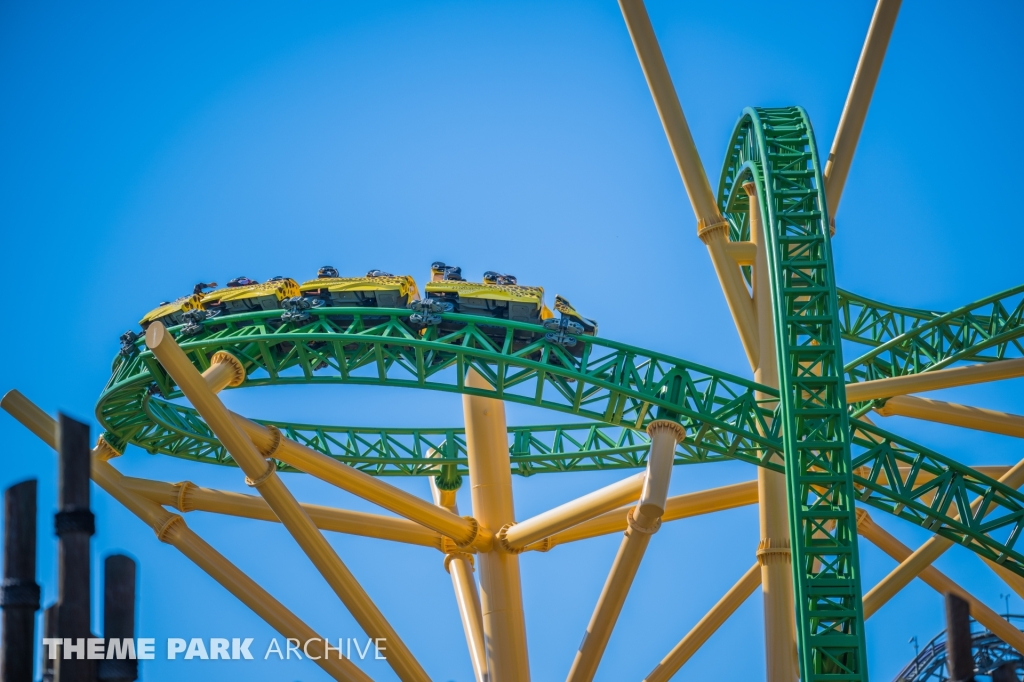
645 419 686 444
697 217 730 245
756 538 791 566
496 523 526 555
210 351 247 388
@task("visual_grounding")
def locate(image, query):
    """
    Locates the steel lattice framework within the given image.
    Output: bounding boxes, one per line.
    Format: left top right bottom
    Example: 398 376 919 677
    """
4 2 1024 681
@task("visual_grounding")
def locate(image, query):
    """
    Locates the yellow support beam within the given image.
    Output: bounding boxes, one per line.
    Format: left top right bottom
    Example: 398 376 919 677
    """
566 420 685 682
538 480 758 550
0 390 370 682
499 472 644 551
120 476 444 549
845 357 1024 402
876 395 1024 439
643 563 761 682
746 181 800 682
856 510 1024 655
145 323 430 682
823 0 902 221
618 0 759 370
200 352 490 551
724 241 757 266
463 369 530 681
429 475 489 682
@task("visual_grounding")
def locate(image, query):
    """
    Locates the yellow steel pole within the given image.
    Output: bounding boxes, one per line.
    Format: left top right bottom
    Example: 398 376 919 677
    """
539 480 758 550
643 563 762 682
746 181 800 681
845 358 1024 402
429 474 489 682
499 472 644 551
0 391 369 682
199 352 489 551
824 0 902 222
565 420 685 682
463 369 530 681
856 510 1024 654
120 476 444 549
145 323 430 682
618 0 759 369
876 395 1024 439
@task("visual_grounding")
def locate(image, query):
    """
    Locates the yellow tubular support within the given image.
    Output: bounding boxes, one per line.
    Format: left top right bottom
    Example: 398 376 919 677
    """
746 181 800 682
617 0 758 369
428 475 489 682
120 476 443 549
643 563 762 682
724 241 757 266
199 353 489 551
463 369 530 681
500 472 645 551
845 358 1024 402
857 510 1024 655
565 420 685 682
876 395 1024 439
824 0 902 220
539 480 758 549
145 323 430 682
1 392 369 682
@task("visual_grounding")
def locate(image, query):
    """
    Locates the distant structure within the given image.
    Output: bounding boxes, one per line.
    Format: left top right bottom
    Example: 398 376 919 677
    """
895 614 1023 681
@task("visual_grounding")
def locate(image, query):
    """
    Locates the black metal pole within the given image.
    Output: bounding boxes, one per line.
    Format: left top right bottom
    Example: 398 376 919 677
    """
1 480 39 682
97 555 136 682
945 592 975 682
992 661 1019 682
56 414 94 682
41 603 57 682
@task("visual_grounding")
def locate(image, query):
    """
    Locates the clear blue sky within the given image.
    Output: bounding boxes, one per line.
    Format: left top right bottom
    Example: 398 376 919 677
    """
2 1 1023 680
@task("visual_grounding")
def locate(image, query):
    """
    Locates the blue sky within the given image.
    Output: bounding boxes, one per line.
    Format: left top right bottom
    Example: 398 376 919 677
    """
2 1 1023 679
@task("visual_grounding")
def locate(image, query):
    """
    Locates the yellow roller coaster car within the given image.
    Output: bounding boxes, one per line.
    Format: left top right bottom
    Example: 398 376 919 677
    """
420 263 554 324
138 282 217 329
201 277 300 317
298 270 420 309
412 263 598 354
280 267 421 324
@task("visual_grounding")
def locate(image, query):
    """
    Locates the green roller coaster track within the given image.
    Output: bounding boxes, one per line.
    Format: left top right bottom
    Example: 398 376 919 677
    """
719 106 865 679
96 107 1024 682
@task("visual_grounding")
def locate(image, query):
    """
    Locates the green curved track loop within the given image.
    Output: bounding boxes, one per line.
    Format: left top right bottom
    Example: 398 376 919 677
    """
100 306 1024 579
718 106 867 679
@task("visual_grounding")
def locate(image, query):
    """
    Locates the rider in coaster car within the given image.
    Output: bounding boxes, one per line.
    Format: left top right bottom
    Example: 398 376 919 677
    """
430 262 465 282
483 271 518 286
318 266 339 279
227 276 259 287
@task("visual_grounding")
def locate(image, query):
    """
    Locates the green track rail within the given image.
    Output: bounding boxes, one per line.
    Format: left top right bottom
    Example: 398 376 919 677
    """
719 106 866 680
101 307 1024 581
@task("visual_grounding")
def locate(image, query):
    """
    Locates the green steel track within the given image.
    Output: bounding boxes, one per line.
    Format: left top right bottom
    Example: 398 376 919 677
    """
101 304 1024 574
719 106 865 680
95 104 1024 682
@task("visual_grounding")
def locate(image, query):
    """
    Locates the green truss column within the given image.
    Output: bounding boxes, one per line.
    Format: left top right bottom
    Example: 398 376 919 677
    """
719 107 869 681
